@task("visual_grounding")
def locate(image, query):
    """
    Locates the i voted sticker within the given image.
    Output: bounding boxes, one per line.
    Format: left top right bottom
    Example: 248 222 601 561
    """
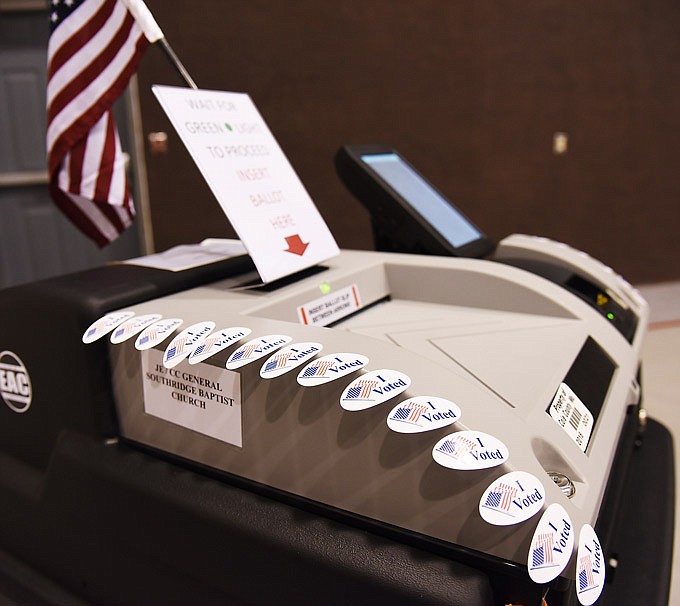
226 335 292 369
163 321 215 368
432 430 508 470
576 525 605 605
340 369 411 411
297 353 369 386
135 318 183 350
528 503 574 583
82 311 135 343
387 396 461 433
260 342 323 378
479 471 545 526
110 314 162 344
188 327 251 365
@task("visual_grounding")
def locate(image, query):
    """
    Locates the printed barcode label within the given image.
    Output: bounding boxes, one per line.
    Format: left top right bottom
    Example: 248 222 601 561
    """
548 383 594 453
569 407 582 431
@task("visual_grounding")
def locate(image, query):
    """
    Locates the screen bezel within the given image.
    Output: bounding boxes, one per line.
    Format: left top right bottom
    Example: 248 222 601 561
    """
338 144 494 259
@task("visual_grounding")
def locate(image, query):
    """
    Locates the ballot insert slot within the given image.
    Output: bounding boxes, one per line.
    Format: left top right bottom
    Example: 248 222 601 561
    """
563 274 638 343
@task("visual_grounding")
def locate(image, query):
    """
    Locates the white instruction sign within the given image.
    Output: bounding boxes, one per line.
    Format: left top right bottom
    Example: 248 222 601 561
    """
152 85 339 284
142 348 242 447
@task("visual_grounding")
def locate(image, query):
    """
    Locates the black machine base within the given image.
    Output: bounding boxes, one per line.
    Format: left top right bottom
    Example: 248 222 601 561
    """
0 416 673 606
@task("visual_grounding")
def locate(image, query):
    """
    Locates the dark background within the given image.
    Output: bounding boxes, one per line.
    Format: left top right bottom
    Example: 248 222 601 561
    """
136 0 680 284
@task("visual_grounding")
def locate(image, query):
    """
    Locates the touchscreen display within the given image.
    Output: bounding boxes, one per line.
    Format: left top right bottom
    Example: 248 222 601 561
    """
361 153 480 248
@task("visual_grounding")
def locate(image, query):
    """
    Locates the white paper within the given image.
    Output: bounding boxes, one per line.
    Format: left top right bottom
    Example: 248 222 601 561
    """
142 348 242 448
123 239 247 272
152 86 340 283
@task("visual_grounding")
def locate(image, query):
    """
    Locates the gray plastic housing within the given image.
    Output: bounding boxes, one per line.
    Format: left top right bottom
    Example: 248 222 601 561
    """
109 247 647 577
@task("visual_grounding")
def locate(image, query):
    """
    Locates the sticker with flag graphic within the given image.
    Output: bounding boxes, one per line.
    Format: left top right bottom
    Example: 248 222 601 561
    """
163 321 215 368
135 318 183 350
188 326 251 365
259 342 323 379
225 335 292 370
82 310 135 343
576 524 605 605
528 503 574 583
387 395 461 434
110 313 162 344
340 369 410 411
297 353 369 387
432 430 508 471
479 471 545 526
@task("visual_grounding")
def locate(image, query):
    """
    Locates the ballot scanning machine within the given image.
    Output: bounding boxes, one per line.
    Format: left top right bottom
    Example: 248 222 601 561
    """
0 147 674 606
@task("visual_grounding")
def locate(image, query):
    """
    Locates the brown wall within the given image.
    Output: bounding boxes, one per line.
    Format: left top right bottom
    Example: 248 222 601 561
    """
137 1 680 284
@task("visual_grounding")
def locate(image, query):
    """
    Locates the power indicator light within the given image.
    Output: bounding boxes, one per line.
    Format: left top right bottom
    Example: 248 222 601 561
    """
607 312 615 321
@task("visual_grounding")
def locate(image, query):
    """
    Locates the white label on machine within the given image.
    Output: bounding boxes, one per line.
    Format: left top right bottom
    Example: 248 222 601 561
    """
479 471 545 526
432 430 507 470
142 348 242 448
528 503 574 583
387 396 461 433
340 369 411 411
576 525 606 605
548 382 593 452
260 342 323 378
297 284 361 326
297 353 369 386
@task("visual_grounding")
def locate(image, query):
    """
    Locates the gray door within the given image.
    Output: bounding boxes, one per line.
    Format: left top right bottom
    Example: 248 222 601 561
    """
0 6 143 290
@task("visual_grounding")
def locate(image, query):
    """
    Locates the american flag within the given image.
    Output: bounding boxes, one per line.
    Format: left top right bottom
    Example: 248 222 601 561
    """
138 327 156 345
578 555 595 591
166 336 188 360
437 435 477 459
301 360 335 378
231 344 258 362
531 533 555 568
112 325 128 339
345 380 377 400
268 353 291 369
483 483 517 511
391 403 428 423
193 336 220 357
46 0 152 246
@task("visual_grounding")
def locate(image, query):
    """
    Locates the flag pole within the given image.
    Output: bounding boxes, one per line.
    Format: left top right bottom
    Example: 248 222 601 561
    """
122 0 198 89
156 38 198 89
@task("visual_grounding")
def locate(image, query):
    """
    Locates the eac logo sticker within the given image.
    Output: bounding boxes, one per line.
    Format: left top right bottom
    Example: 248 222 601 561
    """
0 351 32 413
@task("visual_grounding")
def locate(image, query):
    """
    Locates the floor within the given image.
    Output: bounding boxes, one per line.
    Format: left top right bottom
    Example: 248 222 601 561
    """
636 282 680 605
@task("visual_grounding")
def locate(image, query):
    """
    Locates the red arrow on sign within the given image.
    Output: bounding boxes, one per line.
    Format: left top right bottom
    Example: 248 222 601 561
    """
284 234 309 256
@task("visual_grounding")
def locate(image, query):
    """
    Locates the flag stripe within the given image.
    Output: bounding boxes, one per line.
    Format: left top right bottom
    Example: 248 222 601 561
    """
49 0 101 56
68 138 86 194
47 25 147 170
48 8 134 124
79 111 107 198
49 182 127 246
48 0 116 82
94 111 116 201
